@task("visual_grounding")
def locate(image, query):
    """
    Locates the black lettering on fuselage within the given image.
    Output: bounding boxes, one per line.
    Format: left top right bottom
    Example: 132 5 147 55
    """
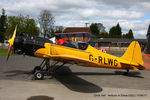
108 58 113 65
104 57 107 65
89 54 93 61
89 55 118 67
114 59 118 66
98 56 103 63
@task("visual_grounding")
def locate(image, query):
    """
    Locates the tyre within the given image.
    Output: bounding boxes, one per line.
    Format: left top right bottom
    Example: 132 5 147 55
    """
34 71 44 80
32 66 41 74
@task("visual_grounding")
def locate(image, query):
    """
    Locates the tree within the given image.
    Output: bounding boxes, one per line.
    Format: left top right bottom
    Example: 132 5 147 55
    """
115 23 122 38
38 10 55 38
24 16 40 36
90 23 107 37
109 23 122 38
122 34 126 38
6 15 39 39
90 23 99 36
0 8 7 42
109 26 116 38
123 29 134 39
55 26 64 33
99 32 109 38
97 23 106 33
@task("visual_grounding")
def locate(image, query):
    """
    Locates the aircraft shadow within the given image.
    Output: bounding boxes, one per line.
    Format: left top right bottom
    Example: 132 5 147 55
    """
4 68 103 93
4 70 32 77
74 72 117 76
114 71 144 78
54 67 103 93
3 67 143 93
73 70 144 78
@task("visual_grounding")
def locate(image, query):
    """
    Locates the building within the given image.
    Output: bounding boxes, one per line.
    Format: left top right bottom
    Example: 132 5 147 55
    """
145 24 150 53
89 38 147 51
55 27 146 52
55 27 92 42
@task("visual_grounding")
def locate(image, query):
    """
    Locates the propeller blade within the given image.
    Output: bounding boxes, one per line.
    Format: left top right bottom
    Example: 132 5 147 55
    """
6 26 17 61
6 44 12 61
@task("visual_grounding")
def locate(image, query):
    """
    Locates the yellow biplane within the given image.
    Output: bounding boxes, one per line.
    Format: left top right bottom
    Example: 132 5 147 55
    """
7 26 145 80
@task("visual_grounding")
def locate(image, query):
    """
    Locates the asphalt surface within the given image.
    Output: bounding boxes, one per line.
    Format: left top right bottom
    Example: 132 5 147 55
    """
0 55 150 100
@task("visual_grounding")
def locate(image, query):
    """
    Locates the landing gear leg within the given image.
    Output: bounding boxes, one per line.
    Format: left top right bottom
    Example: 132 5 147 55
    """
32 59 46 74
33 59 65 80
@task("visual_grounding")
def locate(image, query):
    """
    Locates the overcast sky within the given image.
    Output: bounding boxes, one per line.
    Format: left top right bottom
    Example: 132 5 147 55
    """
1 0 150 38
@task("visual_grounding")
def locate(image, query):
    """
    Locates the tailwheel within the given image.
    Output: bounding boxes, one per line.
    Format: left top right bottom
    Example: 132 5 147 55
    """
34 71 44 80
124 69 129 75
127 69 129 73
32 66 41 74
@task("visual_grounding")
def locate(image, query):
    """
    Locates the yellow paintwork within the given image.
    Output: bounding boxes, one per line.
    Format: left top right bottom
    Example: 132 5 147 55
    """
8 26 17 46
34 41 144 70
121 41 143 66
7 26 17 61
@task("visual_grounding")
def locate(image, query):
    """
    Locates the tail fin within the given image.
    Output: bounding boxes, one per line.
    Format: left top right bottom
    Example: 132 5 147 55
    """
121 41 143 66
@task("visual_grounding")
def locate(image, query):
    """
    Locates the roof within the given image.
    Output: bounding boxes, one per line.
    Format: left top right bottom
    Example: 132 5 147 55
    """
90 38 147 43
63 27 91 33
55 32 90 35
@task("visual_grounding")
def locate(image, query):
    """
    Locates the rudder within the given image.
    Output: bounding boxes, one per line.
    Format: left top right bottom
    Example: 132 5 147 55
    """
121 41 143 66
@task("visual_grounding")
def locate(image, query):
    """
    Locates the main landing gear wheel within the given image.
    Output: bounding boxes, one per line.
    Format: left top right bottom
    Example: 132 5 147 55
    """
34 71 44 80
32 66 41 74
33 58 65 80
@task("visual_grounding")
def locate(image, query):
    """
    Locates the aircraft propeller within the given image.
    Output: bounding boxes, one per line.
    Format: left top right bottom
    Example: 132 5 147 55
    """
6 26 17 61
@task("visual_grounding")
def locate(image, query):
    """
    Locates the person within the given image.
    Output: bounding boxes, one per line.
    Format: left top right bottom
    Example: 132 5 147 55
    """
49 36 67 45
50 36 77 48
56 38 67 45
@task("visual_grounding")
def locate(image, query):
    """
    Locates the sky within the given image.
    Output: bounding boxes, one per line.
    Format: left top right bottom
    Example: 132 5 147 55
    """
0 0 150 38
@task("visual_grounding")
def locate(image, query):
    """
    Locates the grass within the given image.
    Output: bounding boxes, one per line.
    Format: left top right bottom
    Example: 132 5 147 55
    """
0 49 8 56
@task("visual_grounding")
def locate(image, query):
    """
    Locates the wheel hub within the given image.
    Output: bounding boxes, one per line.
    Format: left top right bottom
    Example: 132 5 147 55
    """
37 73 42 78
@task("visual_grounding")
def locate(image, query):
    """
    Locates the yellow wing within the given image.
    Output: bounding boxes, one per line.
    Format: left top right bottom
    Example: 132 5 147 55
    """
50 54 99 67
